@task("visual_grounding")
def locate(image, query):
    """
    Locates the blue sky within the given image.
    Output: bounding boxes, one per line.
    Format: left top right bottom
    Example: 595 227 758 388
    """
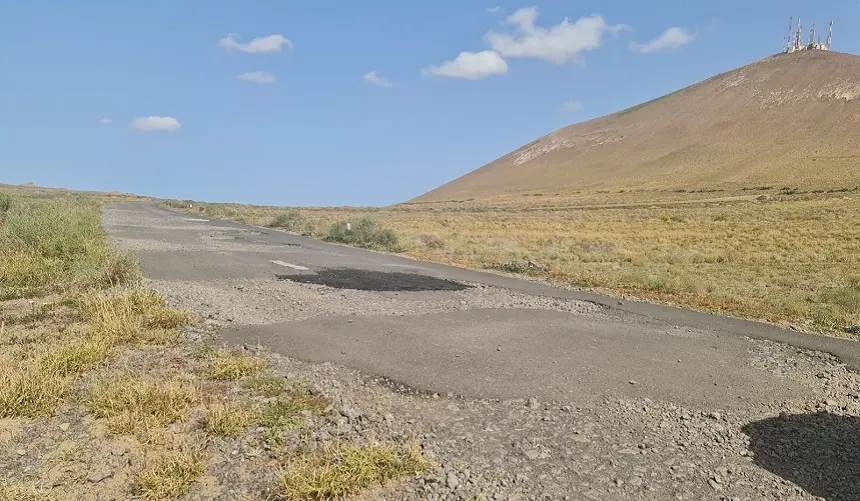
2 1 858 207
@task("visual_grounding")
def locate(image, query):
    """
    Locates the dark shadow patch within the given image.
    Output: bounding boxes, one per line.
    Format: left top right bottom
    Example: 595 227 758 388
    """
742 412 860 501
276 268 470 292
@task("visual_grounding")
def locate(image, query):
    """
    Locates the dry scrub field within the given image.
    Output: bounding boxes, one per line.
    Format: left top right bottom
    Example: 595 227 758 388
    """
0 187 426 501
172 188 860 336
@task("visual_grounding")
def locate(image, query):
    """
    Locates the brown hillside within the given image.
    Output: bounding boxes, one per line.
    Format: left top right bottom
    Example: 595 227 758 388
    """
416 50 860 202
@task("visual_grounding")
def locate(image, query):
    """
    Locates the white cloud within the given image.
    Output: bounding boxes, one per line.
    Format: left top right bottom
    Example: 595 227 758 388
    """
217 33 293 54
486 7 629 65
631 27 695 53
100 117 112 125
561 100 583 112
363 70 393 87
130 116 181 132
238 71 276 84
487 6 501 13
421 50 509 80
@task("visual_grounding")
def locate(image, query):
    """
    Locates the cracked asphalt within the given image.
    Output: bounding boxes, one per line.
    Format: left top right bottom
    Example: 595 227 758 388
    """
103 202 860 500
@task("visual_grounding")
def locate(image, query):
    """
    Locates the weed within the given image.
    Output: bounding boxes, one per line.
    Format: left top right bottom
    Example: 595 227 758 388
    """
277 442 428 501
202 400 255 437
326 218 400 251
86 375 197 436
206 349 266 381
258 398 307 430
0 361 69 418
39 337 115 376
133 447 207 500
75 289 195 346
243 373 287 397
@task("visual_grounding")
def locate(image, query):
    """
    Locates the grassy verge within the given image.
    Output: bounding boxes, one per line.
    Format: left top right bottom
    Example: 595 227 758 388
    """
1 187 428 500
163 191 860 335
0 192 138 300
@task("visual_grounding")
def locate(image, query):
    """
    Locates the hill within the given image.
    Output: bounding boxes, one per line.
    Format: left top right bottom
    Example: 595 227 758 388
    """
415 50 860 202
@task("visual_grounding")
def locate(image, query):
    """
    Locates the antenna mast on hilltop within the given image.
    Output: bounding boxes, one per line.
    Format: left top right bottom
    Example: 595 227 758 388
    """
783 16 832 53
796 19 803 51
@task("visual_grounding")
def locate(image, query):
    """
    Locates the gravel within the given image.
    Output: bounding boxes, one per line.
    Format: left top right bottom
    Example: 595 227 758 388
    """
97 205 860 500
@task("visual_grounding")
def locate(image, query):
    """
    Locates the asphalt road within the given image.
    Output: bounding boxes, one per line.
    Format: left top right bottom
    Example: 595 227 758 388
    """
105 203 860 409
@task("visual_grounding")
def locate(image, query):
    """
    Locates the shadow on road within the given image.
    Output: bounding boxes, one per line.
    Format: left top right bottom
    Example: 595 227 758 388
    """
742 412 860 501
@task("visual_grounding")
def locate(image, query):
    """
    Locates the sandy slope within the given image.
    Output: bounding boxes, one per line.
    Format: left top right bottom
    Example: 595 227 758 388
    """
418 50 860 201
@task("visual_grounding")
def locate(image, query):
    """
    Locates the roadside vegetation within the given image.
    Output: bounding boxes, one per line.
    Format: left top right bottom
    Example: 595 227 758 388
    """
163 188 860 335
0 187 427 500
325 217 400 251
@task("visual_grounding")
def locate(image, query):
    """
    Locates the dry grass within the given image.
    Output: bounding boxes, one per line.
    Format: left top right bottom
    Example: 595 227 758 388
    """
85 375 198 437
75 289 196 346
206 348 267 381
0 480 58 501
0 193 138 300
243 373 288 397
132 447 207 500
0 359 70 418
170 192 860 334
277 442 428 501
0 187 430 500
202 399 256 438
39 336 116 376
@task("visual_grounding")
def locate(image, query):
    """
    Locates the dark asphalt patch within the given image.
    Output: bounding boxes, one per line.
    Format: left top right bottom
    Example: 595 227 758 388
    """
276 268 470 292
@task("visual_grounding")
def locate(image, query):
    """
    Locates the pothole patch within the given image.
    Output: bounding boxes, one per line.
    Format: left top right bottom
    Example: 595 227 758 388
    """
276 268 470 292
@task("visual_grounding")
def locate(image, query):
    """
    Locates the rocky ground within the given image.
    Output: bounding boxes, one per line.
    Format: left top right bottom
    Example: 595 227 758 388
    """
133 272 860 501
92 204 860 500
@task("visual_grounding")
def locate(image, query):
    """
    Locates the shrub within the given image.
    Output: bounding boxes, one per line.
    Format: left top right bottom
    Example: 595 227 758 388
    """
326 218 399 251
266 211 306 232
163 199 192 209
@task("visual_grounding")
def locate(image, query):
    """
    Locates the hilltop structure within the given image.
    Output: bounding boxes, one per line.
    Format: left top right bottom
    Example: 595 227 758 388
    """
784 17 832 53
